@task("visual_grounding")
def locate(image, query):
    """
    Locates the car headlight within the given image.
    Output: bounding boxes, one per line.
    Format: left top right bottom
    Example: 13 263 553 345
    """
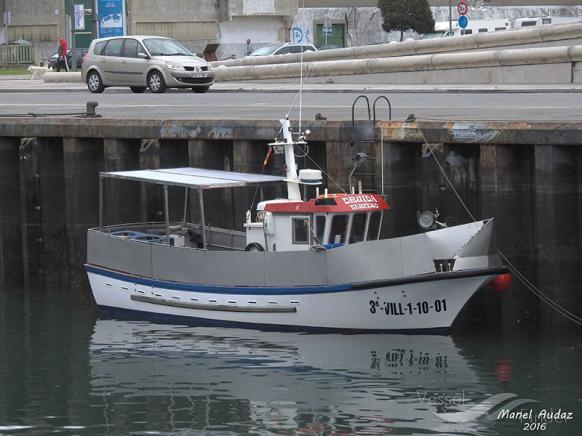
165 62 183 71
206 64 212 71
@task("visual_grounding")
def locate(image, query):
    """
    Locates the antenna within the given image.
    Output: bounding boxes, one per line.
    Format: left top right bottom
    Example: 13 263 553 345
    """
298 0 305 135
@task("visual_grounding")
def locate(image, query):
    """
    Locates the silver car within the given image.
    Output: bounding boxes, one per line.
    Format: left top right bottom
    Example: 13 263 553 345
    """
82 35 214 94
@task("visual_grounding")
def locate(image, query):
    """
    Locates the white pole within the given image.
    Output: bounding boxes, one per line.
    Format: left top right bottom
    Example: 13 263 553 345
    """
281 119 301 201
381 129 384 196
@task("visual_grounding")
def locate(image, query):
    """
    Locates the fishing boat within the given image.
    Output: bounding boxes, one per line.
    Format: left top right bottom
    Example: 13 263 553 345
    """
86 119 509 332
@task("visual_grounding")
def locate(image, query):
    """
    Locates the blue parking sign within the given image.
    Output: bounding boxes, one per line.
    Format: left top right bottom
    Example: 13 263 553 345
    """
458 15 469 29
97 0 126 38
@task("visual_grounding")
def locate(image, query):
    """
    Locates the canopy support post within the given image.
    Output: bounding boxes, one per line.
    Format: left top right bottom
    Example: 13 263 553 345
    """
164 185 170 244
198 187 207 249
99 174 104 230
182 188 188 228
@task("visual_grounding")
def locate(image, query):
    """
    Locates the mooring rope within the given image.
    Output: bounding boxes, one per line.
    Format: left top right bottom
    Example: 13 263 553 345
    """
415 118 582 325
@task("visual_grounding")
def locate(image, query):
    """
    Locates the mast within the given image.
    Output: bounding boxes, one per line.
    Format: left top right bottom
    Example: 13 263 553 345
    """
280 119 301 201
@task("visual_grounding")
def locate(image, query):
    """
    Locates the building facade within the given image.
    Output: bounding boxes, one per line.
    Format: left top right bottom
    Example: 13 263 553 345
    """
126 0 298 59
1 0 298 62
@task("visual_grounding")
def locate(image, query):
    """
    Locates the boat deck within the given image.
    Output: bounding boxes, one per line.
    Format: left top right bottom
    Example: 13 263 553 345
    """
97 222 246 252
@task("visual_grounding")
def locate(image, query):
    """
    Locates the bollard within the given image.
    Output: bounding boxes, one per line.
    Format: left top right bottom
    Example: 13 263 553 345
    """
86 101 99 117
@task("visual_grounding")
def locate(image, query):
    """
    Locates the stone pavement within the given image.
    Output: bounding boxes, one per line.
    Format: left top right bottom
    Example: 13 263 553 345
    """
2 75 582 93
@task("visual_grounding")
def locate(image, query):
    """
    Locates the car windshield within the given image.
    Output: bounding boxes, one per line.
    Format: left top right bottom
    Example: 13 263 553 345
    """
143 38 192 56
249 43 283 56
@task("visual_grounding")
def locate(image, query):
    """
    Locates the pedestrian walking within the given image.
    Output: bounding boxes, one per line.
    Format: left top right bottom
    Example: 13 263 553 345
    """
57 37 69 72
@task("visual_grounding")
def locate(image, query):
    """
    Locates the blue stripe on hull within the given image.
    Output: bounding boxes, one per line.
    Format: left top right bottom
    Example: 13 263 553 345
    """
85 264 351 295
98 305 451 335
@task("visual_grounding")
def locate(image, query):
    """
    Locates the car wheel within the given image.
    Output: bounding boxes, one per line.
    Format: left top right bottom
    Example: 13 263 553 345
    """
147 71 166 93
192 87 210 94
86 70 104 93
130 86 147 93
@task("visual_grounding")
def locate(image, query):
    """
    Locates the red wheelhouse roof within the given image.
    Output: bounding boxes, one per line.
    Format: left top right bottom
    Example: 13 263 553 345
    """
263 193 389 214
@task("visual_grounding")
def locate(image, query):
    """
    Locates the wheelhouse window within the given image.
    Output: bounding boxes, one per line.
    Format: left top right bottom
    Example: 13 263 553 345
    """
315 215 326 243
349 213 367 244
292 217 309 244
329 214 348 244
367 211 382 241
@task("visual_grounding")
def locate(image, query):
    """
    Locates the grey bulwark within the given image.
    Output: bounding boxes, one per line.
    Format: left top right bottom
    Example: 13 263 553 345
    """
87 221 497 288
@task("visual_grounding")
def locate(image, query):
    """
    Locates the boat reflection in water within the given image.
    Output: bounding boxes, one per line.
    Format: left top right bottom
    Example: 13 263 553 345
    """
90 319 499 434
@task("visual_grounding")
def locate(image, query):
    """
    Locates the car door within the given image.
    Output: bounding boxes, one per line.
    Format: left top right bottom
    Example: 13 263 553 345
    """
121 38 148 86
100 38 124 84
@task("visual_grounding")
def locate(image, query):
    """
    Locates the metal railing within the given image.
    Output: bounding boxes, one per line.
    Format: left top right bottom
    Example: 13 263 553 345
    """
0 44 33 66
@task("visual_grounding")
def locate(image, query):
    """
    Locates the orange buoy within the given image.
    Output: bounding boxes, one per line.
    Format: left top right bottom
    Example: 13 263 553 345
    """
489 273 512 291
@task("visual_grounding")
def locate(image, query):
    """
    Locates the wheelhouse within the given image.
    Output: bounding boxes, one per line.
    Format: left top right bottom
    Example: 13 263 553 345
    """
244 193 389 252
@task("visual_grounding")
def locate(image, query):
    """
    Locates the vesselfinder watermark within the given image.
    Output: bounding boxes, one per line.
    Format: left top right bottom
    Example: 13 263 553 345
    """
417 390 575 431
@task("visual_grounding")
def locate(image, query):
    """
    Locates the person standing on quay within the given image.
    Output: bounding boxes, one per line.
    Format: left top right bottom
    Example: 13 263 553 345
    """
57 36 68 72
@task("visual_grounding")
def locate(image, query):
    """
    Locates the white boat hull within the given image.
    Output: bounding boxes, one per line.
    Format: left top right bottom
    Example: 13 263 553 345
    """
87 267 495 331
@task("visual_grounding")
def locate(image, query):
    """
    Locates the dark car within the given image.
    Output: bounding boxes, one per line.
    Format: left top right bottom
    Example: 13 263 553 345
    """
47 50 72 69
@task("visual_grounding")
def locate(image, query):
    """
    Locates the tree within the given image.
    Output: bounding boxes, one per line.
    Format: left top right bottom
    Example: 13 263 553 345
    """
378 0 435 42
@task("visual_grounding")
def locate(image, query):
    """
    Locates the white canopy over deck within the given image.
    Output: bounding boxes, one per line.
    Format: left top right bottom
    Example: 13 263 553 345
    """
99 168 285 248
100 167 285 189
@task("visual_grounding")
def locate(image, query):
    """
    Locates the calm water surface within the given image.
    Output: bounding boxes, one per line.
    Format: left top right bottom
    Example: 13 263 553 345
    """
0 287 581 435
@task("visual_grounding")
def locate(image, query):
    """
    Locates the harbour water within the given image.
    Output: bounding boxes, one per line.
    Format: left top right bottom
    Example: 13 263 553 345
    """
0 286 581 435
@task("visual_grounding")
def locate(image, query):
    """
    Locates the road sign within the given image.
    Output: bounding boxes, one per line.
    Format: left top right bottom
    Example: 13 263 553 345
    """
457 1 469 16
458 15 469 29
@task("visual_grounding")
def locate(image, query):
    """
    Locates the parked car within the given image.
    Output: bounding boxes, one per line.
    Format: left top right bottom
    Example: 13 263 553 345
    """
81 35 214 94
47 50 72 69
248 42 317 57
47 49 88 69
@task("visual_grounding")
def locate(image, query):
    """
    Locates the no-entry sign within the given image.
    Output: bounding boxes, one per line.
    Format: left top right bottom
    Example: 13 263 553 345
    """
457 1 469 16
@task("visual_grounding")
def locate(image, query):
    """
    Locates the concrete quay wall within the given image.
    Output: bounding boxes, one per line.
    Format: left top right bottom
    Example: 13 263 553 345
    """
214 44 582 84
0 118 580 329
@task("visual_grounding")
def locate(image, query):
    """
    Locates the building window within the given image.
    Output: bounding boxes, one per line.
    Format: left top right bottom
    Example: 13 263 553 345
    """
315 23 345 49
292 217 309 245
349 213 367 244
329 215 348 244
